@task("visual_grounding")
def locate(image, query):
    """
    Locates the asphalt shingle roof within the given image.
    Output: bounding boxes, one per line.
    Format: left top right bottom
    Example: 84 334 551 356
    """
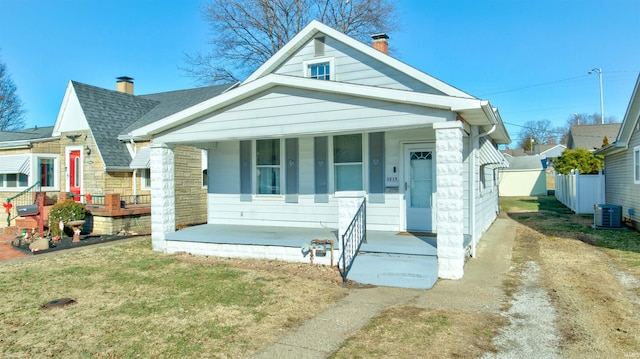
71 81 233 170
72 81 159 169
0 126 54 141
505 155 545 170
567 123 622 150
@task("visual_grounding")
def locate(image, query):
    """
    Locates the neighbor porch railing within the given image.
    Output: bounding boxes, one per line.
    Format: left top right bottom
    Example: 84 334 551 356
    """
5 182 41 227
338 199 366 286
71 193 150 207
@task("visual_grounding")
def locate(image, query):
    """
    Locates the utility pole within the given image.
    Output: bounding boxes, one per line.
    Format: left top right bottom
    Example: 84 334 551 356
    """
589 68 604 124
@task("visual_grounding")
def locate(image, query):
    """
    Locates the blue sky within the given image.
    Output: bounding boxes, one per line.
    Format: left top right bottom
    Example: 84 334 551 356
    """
1 0 639 146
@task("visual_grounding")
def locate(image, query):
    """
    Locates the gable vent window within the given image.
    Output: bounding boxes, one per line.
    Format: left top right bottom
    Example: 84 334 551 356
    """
314 36 325 56
309 62 331 80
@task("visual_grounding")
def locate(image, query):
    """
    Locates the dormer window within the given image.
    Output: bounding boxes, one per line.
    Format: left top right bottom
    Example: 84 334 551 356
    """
303 58 335 81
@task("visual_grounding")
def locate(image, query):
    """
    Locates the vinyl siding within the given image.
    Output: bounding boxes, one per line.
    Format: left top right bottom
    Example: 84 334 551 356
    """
605 126 640 224
274 36 445 94
157 87 453 144
205 129 444 232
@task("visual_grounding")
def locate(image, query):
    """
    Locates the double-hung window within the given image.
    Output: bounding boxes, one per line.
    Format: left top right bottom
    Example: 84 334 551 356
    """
334 134 363 191
635 146 640 184
256 139 281 194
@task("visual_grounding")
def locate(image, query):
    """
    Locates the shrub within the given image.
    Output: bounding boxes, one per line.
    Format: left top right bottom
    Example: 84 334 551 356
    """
49 200 87 237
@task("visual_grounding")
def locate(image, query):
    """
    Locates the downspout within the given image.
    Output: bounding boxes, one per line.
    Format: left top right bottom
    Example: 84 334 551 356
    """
469 127 478 258
130 139 137 198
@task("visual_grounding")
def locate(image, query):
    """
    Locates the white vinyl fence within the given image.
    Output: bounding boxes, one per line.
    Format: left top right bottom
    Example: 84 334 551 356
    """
555 170 605 214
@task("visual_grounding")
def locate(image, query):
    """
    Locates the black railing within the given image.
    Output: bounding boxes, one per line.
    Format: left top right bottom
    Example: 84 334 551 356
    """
5 182 41 226
338 199 366 287
121 194 151 205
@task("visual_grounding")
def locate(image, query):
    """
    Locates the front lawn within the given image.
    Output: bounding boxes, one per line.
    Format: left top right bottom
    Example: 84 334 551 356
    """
0 238 346 358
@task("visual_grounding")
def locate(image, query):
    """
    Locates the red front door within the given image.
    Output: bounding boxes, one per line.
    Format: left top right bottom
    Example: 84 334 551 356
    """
70 150 81 201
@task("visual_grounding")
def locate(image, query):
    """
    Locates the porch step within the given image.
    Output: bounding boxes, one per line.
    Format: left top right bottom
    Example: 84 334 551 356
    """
347 252 438 289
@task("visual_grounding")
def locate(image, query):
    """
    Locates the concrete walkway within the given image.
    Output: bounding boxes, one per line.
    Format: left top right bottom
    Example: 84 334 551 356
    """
253 217 515 358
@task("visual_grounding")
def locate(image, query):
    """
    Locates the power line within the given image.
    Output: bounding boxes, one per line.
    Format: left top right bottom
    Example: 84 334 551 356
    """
477 74 589 96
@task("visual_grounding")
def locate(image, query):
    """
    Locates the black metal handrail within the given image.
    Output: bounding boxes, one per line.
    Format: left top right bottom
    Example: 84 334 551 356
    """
338 199 366 287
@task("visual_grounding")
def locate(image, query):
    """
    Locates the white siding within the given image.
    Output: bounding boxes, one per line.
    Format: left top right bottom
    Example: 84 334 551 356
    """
207 193 401 231
157 88 453 144
205 131 428 232
275 36 444 94
605 125 640 223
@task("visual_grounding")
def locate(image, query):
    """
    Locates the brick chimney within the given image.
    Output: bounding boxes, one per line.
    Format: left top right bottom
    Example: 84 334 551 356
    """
371 33 389 54
116 76 134 95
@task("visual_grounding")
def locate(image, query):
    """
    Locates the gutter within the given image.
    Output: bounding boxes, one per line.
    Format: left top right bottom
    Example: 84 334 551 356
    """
105 166 134 173
0 136 58 149
594 141 626 156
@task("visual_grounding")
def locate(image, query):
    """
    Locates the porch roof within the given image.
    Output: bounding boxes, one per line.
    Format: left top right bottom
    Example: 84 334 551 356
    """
128 74 510 144
0 154 30 175
129 146 150 169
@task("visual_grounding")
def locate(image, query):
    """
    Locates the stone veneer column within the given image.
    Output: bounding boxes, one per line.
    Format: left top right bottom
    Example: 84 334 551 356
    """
434 122 465 279
150 142 175 252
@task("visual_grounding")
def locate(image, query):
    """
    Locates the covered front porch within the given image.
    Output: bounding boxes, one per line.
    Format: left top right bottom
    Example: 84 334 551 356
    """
165 224 438 289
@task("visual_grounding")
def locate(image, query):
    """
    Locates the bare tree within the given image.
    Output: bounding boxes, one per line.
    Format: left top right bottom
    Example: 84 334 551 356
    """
182 0 399 84
0 53 26 131
517 119 559 151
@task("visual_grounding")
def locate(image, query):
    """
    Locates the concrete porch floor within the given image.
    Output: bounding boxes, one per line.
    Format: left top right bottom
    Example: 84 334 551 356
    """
164 224 438 289
164 224 437 256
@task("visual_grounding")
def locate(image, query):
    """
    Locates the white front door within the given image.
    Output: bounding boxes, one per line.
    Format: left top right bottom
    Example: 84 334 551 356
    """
404 144 435 232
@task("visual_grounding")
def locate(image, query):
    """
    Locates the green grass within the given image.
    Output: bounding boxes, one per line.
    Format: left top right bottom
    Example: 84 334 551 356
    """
0 238 345 358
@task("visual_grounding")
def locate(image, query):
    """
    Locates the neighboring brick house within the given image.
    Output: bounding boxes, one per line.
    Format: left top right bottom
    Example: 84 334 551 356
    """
0 77 234 233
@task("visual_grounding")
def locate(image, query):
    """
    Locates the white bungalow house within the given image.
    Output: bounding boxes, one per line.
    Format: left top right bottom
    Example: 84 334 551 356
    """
122 21 510 285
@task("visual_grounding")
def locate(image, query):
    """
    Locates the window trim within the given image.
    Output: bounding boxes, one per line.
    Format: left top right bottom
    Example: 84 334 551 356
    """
255 139 283 195
201 149 208 189
141 168 151 190
634 146 640 184
479 164 487 195
302 57 335 81
34 154 60 191
332 133 364 192
0 173 29 190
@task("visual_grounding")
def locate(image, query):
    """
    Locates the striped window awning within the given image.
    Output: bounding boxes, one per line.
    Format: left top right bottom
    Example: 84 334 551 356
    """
479 138 509 168
0 154 31 175
129 147 150 169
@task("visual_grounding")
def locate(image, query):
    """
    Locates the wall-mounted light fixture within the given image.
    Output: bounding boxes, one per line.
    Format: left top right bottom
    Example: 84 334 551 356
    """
85 145 91 156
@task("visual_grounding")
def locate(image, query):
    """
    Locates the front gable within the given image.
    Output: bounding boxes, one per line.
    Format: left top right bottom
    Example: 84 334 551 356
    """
52 81 90 137
273 32 446 94
245 20 473 99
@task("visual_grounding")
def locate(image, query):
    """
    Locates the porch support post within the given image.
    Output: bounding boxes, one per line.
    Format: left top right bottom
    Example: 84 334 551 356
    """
434 122 465 279
150 142 175 253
